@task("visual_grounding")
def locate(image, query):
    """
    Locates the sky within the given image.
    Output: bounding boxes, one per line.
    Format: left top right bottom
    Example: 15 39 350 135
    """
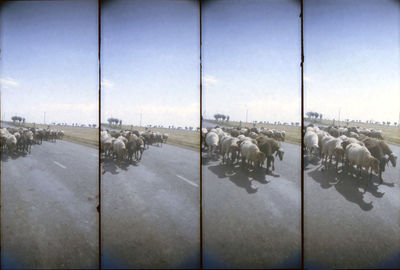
304 0 400 123
0 0 98 125
101 0 200 128
202 0 301 124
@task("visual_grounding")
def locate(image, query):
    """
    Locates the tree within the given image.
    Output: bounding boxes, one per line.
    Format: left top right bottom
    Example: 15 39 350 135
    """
227 116 230 122
320 114 322 120
107 118 113 126
22 118 25 124
11 116 18 124
119 120 122 126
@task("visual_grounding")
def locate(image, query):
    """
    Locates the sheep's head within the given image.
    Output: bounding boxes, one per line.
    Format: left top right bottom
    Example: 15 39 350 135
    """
370 158 380 174
275 148 284 161
256 151 266 163
385 153 397 167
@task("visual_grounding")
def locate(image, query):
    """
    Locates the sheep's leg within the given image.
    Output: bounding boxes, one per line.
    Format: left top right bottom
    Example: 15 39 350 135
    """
379 170 383 184
335 158 339 176
271 156 275 171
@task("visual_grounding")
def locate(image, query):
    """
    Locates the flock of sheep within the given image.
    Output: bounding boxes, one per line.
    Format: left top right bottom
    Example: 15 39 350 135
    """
304 124 397 190
202 126 285 173
100 129 168 163
1 127 64 156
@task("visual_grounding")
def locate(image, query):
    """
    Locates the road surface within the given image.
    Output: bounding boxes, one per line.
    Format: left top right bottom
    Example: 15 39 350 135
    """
202 142 301 269
1 139 99 269
304 143 400 269
101 143 200 269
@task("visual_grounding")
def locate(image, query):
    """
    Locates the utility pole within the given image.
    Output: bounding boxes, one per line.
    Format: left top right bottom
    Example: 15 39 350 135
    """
44 112 46 124
140 112 142 127
338 107 341 122
246 109 248 123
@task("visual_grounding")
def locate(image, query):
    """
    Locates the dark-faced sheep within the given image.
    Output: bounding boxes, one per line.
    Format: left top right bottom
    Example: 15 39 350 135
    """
256 136 284 173
362 137 397 183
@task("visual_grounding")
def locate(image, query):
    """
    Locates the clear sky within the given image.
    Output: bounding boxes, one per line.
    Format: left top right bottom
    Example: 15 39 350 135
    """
202 0 301 124
304 0 400 123
0 0 99 125
101 0 200 128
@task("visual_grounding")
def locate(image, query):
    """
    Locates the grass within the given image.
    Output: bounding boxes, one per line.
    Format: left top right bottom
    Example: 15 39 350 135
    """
204 119 301 145
306 118 400 146
2 121 99 149
102 123 200 151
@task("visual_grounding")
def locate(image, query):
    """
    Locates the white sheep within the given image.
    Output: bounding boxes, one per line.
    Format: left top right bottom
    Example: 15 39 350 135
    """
205 131 219 157
345 143 380 189
304 131 319 157
240 140 266 170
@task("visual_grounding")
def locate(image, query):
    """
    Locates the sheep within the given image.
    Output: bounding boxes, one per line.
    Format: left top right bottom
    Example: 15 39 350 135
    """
370 130 383 140
112 138 127 161
117 135 128 145
221 136 240 165
57 130 64 139
272 130 285 141
256 136 284 173
261 129 274 138
135 137 145 160
230 129 240 138
321 137 344 174
126 133 139 162
201 128 208 150
345 143 380 189
348 132 359 139
248 132 258 139
362 137 397 183
6 135 17 154
162 133 168 143
101 131 113 157
205 131 219 158
304 131 319 157
328 127 340 138
240 140 266 170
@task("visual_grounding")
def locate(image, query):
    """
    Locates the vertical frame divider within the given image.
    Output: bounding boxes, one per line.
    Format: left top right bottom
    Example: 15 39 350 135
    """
199 0 203 268
300 0 304 269
98 0 102 269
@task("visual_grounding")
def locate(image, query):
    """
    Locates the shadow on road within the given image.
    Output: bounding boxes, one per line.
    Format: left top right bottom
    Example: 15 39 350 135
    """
307 162 396 211
101 157 141 175
304 155 320 170
1 151 27 161
207 162 270 194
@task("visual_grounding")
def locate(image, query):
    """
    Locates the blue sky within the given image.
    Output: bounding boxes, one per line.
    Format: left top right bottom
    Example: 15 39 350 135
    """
304 0 400 123
0 0 98 125
202 0 301 123
101 0 200 128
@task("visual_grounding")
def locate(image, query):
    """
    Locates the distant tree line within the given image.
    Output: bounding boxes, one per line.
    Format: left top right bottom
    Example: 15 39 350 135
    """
107 118 122 126
11 116 25 125
306 111 322 120
214 113 230 122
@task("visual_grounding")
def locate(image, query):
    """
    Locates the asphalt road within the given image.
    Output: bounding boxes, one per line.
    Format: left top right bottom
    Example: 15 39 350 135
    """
101 143 200 269
304 143 400 269
1 139 99 269
202 142 301 269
